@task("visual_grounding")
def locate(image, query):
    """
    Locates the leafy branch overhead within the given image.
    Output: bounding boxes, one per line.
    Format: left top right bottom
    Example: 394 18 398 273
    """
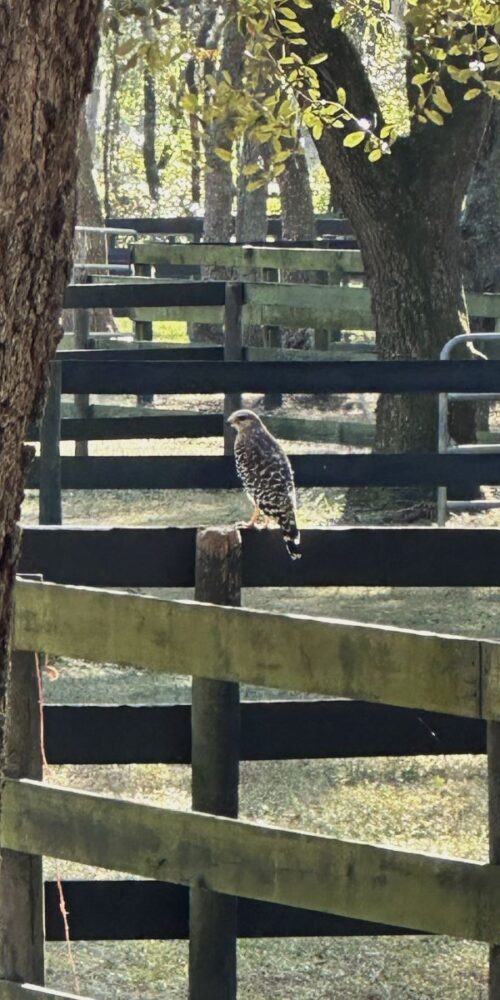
186 0 500 183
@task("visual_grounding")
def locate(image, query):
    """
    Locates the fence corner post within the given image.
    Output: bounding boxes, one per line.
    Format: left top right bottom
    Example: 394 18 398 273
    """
0 644 44 987
223 283 244 455
74 308 91 458
189 526 241 1000
134 261 154 405
39 360 62 525
488 717 500 998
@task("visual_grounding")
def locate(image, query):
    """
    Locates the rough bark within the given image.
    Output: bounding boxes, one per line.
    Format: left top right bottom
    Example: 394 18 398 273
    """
300 0 490 459
0 0 101 820
75 110 116 332
103 42 121 219
462 103 500 306
279 146 318 350
143 68 161 202
236 135 269 347
192 3 245 344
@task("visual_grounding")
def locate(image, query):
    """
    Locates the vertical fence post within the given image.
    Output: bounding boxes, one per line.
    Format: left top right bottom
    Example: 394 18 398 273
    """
39 361 62 525
74 309 90 458
0 647 44 987
489 719 500 998
134 261 154 405
189 527 241 1000
262 266 282 411
223 283 244 456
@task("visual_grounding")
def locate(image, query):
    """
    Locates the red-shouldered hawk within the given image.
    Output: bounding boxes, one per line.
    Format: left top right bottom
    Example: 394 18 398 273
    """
227 409 301 559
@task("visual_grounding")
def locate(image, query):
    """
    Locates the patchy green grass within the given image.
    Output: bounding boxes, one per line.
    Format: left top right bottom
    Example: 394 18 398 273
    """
114 317 188 341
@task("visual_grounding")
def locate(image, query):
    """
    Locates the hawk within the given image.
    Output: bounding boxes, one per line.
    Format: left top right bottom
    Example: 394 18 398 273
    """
227 409 301 559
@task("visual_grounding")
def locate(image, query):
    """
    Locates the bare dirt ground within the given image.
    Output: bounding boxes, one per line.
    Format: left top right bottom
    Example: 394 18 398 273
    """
25 389 499 1000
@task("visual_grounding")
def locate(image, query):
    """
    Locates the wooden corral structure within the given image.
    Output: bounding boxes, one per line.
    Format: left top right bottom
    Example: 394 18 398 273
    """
25 273 500 522
2 520 500 999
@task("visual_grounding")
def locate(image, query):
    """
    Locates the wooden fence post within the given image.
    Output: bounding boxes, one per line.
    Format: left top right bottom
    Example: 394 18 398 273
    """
39 361 62 526
262 267 282 411
0 647 44 987
223 283 243 456
74 309 90 458
134 262 154 405
489 720 500 998
189 527 241 1000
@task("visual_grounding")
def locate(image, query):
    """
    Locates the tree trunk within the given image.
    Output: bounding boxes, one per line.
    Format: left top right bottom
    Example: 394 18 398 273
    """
75 110 116 332
0 0 101 927
103 44 121 219
301 1 490 455
192 3 245 344
280 146 319 350
235 135 268 348
143 68 160 202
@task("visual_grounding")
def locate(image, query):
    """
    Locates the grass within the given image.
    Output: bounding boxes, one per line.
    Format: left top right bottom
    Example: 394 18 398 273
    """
114 318 188 342
24 393 500 1000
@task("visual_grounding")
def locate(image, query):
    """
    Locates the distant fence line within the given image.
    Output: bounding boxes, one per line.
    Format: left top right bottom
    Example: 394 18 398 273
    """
30 346 500 523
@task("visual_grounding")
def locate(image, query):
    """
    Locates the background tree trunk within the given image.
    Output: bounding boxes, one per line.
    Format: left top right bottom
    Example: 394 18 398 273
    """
192 3 245 344
280 146 318 350
0 0 101 874
75 110 116 333
236 135 268 348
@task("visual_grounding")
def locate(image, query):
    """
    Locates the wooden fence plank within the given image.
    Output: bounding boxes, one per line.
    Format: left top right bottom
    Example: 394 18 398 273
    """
39 362 61 525
25 452 500 492
58 358 500 396
106 214 354 239
3 778 500 943
223 283 244 454
13 580 481 718
18 526 500 589
0 984 95 1000
63 281 226 310
26 413 375 445
133 242 364 275
43 701 485 766
44 879 423 940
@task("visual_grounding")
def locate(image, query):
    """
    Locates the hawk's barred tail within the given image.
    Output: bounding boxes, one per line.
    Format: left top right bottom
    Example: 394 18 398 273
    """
283 528 301 560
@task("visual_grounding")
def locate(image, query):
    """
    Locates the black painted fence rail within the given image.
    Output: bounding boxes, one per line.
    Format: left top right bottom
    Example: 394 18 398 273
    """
44 880 415 941
44 701 484 765
19 525 500 587
26 451 500 491
58 357 500 394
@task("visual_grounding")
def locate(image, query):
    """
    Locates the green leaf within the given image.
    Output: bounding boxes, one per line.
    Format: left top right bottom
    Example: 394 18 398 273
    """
425 108 444 125
343 131 365 147
433 86 453 114
312 121 324 139
309 53 328 65
247 179 265 192
214 147 232 162
279 18 304 33
337 86 346 104
463 88 483 100
412 72 430 85
368 147 383 162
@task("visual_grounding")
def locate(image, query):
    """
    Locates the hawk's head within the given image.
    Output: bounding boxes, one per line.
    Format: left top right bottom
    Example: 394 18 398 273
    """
227 409 264 435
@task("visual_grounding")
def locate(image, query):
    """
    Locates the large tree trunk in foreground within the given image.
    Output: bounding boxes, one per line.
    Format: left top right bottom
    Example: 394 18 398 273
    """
0 0 101 818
